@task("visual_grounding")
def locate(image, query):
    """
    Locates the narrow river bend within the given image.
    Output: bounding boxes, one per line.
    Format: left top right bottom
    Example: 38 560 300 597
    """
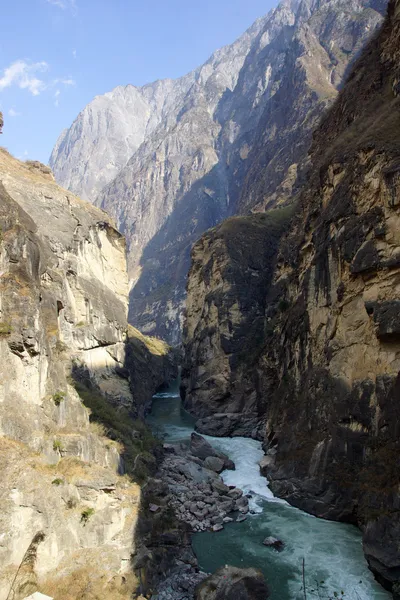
147 384 390 600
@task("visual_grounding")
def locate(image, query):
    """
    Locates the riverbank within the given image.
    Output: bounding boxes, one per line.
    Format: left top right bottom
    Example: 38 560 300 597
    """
147 387 391 600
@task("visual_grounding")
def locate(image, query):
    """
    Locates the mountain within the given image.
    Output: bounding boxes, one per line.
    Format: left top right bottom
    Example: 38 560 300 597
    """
182 0 400 591
50 0 386 343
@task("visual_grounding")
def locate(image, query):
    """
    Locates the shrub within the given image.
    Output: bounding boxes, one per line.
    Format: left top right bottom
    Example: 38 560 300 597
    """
278 299 290 312
53 391 66 406
0 321 12 336
53 439 64 453
52 478 64 486
80 507 95 524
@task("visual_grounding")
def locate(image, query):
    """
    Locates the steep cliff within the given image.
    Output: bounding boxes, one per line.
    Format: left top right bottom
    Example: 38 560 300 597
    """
182 208 294 437
50 0 385 343
183 0 400 592
0 149 175 599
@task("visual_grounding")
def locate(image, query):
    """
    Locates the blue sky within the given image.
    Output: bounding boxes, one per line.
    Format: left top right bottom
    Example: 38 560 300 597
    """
0 0 278 164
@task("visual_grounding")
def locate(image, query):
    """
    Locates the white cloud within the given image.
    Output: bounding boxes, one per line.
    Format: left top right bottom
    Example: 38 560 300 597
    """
0 60 76 98
0 60 48 96
72 49 77 59
46 0 77 14
54 89 61 107
60 78 75 86
8 108 21 117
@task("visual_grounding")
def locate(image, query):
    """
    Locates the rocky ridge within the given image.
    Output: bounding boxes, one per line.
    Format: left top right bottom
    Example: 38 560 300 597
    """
182 0 400 593
50 0 386 343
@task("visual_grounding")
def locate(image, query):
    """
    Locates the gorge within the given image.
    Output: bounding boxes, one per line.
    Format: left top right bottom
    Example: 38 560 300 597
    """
1 0 400 597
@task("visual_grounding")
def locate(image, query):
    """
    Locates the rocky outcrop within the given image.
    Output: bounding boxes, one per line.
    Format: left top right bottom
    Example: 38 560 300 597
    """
181 208 294 429
50 0 385 343
126 325 178 418
195 567 269 600
183 0 400 592
0 149 175 599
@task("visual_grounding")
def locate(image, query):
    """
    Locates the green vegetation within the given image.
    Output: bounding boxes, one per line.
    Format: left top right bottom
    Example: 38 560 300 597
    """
76 321 86 327
80 507 95 524
278 299 290 313
51 478 64 486
0 321 12 336
53 439 64 453
52 391 66 406
72 379 160 483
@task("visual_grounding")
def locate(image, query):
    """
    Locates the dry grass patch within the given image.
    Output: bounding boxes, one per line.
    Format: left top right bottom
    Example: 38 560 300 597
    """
127 325 170 356
48 456 89 482
41 568 138 600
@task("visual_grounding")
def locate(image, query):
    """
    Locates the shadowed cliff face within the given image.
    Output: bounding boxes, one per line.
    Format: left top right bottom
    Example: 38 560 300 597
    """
0 149 177 599
50 0 386 343
183 0 400 592
181 208 295 438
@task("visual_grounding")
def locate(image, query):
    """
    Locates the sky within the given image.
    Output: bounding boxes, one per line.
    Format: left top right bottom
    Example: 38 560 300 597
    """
0 0 279 164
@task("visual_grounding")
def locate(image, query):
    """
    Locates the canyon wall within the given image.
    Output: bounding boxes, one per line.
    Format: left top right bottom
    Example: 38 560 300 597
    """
182 0 400 592
50 0 385 343
0 149 174 599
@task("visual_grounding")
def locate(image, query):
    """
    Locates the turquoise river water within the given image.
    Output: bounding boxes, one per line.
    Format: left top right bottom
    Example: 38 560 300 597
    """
147 384 390 600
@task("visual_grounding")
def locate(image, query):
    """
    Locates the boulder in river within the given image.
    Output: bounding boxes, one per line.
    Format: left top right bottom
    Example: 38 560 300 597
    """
204 455 225 473
190 432 235 470
263 536 284 551
212 480 231 496
195 566 269 599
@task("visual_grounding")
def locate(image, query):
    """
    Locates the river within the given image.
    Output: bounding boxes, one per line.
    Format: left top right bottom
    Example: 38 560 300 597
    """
147 384 391 600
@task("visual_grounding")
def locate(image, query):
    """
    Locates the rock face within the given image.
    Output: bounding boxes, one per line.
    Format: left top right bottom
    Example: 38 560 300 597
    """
181 209 294 428
183 0 400 592
0 149 174 599
50 0 385 343
195 566 269 600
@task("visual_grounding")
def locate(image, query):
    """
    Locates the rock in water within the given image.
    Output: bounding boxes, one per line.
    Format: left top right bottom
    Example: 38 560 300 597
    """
195 566 269 600
204 456 225 473
190 432 235 470
262 537 284 552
